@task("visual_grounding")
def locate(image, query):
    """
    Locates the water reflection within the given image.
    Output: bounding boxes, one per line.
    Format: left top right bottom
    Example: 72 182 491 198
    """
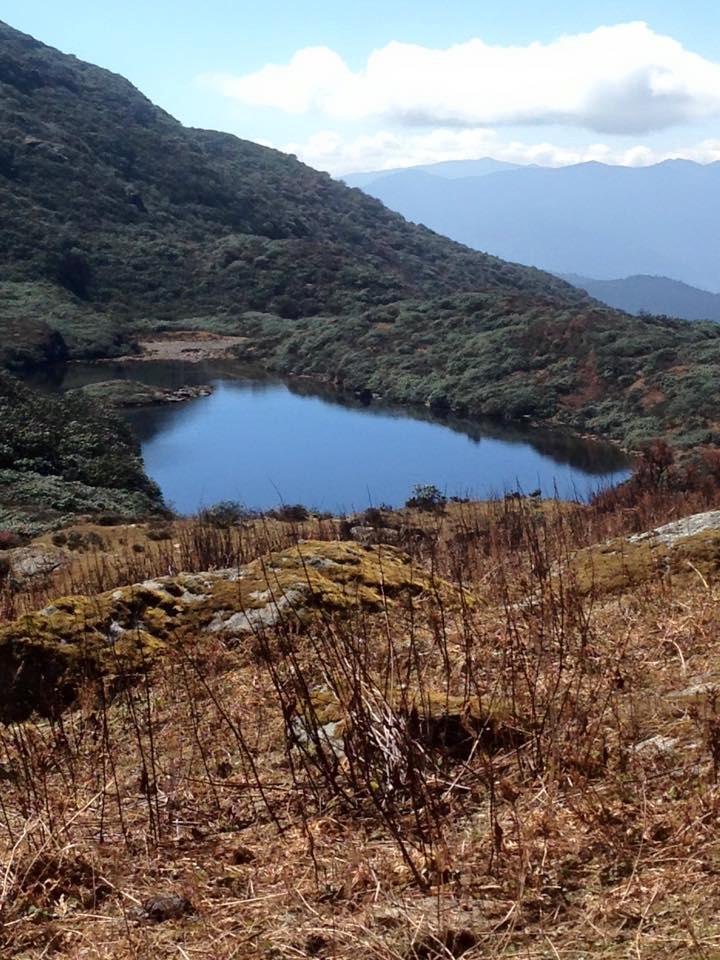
43 360 631 514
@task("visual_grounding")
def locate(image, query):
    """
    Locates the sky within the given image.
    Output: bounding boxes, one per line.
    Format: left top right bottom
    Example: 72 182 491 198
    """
3 1 720 174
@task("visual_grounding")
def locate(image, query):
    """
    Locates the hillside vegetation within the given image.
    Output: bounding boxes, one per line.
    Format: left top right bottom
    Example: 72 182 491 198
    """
0 370 164 533
238 292 720 450
0 20 581 342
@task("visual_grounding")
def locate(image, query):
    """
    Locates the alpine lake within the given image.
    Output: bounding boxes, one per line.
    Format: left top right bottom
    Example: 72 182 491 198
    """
55 359 631 515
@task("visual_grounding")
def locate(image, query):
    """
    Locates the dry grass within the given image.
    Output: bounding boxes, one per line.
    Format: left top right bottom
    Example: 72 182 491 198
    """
3 494 720 957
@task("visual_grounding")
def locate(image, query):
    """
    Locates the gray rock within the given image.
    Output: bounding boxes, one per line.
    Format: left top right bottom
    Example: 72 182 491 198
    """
667 676 720 703
291 717 346 759
9 546 68 580
131 894 194 923
631 735 678 756
350 525 401 546
629 510 720 548
207 588 305 636
304 556 340 569
108 619 126 640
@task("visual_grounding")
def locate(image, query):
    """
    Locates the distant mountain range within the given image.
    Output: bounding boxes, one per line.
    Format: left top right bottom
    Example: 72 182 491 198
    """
561 274 720 322
344 158 521 188
342 159 720 294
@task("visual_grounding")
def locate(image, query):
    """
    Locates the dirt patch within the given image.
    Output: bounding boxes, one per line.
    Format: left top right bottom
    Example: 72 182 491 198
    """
641 387 665 411
135 331 249 362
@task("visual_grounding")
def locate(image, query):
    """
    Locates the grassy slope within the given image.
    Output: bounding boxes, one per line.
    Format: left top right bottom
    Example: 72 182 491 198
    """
4 496 720 957
0 21 582 335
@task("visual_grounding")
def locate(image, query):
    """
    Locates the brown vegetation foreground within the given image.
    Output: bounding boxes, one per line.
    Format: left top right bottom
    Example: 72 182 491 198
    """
3 489 720 958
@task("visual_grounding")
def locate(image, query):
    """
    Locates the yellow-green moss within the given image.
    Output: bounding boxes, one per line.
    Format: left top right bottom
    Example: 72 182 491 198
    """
569 529 720 596
0 541 435 723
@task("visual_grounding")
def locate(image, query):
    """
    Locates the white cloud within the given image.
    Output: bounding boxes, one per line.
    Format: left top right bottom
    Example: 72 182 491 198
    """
281 129 720 177
200 23 720 135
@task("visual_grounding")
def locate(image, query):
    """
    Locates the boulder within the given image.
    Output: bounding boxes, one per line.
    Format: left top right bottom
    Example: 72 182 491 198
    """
7 545 68 581
350 525 401 546
629 510 720 547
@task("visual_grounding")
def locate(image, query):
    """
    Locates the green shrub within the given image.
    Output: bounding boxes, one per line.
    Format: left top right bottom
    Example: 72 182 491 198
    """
269 504 310 523
198 500 253 528
405 483 447 512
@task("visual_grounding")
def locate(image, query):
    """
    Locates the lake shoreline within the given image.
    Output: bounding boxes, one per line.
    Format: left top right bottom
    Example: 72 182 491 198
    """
113 367 631 514
13 336 632 527
83 330 635 462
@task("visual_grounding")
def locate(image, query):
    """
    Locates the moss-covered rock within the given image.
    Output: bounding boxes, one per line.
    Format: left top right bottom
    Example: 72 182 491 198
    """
70 379 213 408
569 517 720 596
0 541 430 722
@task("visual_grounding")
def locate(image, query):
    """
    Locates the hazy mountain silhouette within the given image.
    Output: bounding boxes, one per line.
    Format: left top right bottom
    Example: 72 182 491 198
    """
343 157 521 188
347 159 720 293
562 274 720 322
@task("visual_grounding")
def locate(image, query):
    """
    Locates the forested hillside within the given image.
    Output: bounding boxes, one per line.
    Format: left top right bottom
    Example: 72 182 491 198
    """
0 19 583 355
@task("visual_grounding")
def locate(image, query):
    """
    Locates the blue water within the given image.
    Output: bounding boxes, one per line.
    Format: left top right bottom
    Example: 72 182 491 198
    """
97 367 632 515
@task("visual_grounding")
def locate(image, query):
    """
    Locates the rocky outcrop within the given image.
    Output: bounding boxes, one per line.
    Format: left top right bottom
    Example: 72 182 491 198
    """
4 544 68 581
0 541 431 722
349 525 401 547
70 379 213 408
629 510 720 547
570 509 720 595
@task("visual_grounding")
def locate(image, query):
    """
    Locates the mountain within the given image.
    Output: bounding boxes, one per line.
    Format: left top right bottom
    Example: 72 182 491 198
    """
5 20 720 533
562 274 720 322
347 159 720 293
342 157 521 189
0 20 582 359
0 20 587 530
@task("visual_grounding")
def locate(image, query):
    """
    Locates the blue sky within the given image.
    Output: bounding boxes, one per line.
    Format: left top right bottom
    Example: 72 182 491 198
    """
4 1 720 173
